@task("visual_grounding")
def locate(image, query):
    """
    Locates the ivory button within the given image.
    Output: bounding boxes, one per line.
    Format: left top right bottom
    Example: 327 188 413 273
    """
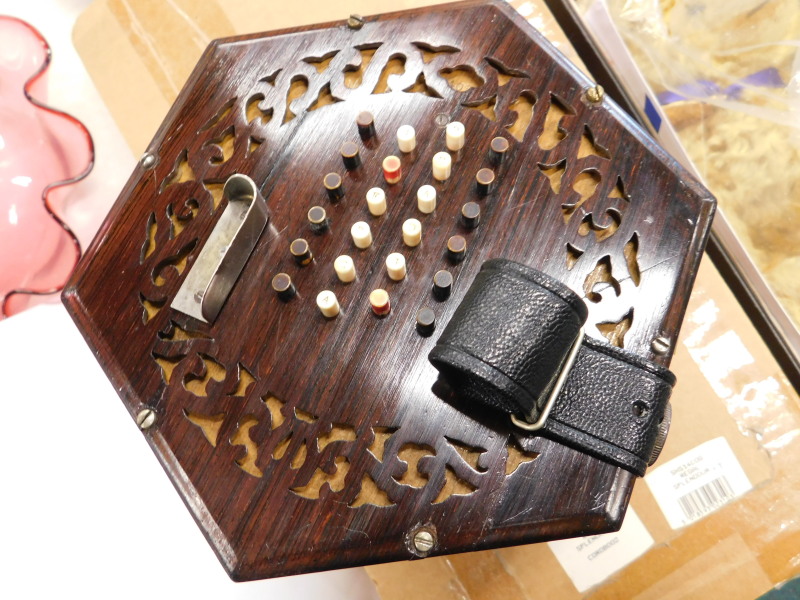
397 125 416 153
402 218 422 247
432 152 452 181
351 221 373 249
446 121 465 151
417 185 437 214
366 187 387 216
316 290 340 318
334 255 356 283
385 252 407 281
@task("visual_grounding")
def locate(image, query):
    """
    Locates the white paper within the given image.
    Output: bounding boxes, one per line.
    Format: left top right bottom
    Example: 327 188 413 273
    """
645 437 752 529
548 508 654 593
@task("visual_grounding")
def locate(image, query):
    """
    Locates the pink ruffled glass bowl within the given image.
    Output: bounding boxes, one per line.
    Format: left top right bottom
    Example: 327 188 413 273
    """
0 16 93 319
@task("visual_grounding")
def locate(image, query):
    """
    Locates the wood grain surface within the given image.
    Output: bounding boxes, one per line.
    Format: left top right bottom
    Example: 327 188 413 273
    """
63 0 714 581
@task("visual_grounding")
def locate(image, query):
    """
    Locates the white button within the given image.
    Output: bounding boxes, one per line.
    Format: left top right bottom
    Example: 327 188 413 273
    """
351 221 373 249
385 252 407 281
316 290 340 318
366 187 387 216
402 219 422 247
446 121 465 151
417 185 437 214
432 152 452 181
397 125 416 153
334 255 356 283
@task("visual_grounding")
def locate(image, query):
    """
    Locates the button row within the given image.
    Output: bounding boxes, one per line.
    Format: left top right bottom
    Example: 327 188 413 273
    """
278 113 506 336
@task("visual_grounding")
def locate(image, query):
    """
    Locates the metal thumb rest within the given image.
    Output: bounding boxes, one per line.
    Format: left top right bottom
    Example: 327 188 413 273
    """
171 174 268 323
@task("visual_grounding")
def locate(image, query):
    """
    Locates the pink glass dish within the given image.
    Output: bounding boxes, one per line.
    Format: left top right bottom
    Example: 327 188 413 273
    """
0 16 94 319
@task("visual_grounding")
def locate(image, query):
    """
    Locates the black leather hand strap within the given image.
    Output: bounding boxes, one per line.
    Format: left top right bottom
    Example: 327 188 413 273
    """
428 259 674 476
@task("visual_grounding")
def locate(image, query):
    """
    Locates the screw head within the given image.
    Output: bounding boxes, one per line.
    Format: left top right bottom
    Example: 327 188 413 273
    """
347 14 364 29
651 336 671 356
586 85 604 104
140 152 157 169
411 527 436 556
136 408 156 430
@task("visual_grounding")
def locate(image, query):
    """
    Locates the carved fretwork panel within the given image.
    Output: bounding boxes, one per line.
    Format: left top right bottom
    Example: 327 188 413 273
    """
64 0 713 582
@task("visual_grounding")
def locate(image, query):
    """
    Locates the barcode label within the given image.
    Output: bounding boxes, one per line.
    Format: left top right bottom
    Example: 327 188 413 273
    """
646 437 752 529
677 475 735 521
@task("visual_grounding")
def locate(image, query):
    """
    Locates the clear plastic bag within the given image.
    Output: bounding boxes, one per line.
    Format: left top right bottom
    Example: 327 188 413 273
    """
600 0 800 328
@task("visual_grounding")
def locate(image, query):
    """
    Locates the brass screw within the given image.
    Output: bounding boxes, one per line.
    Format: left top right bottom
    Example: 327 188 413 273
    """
347 14 364 30
651 336 671 356
136 408 156 430
586 85 604 104
412 528 436 555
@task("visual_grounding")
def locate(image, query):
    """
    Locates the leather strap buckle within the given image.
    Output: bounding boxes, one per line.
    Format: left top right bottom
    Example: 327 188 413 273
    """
510 327 584 432
428 259 676 476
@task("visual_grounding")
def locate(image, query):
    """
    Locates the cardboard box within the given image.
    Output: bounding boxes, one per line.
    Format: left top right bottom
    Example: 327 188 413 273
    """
73 1 800 596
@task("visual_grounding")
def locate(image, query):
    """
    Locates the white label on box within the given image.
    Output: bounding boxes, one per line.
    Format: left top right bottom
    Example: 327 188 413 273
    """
548 508 653 593
645 437 752 529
